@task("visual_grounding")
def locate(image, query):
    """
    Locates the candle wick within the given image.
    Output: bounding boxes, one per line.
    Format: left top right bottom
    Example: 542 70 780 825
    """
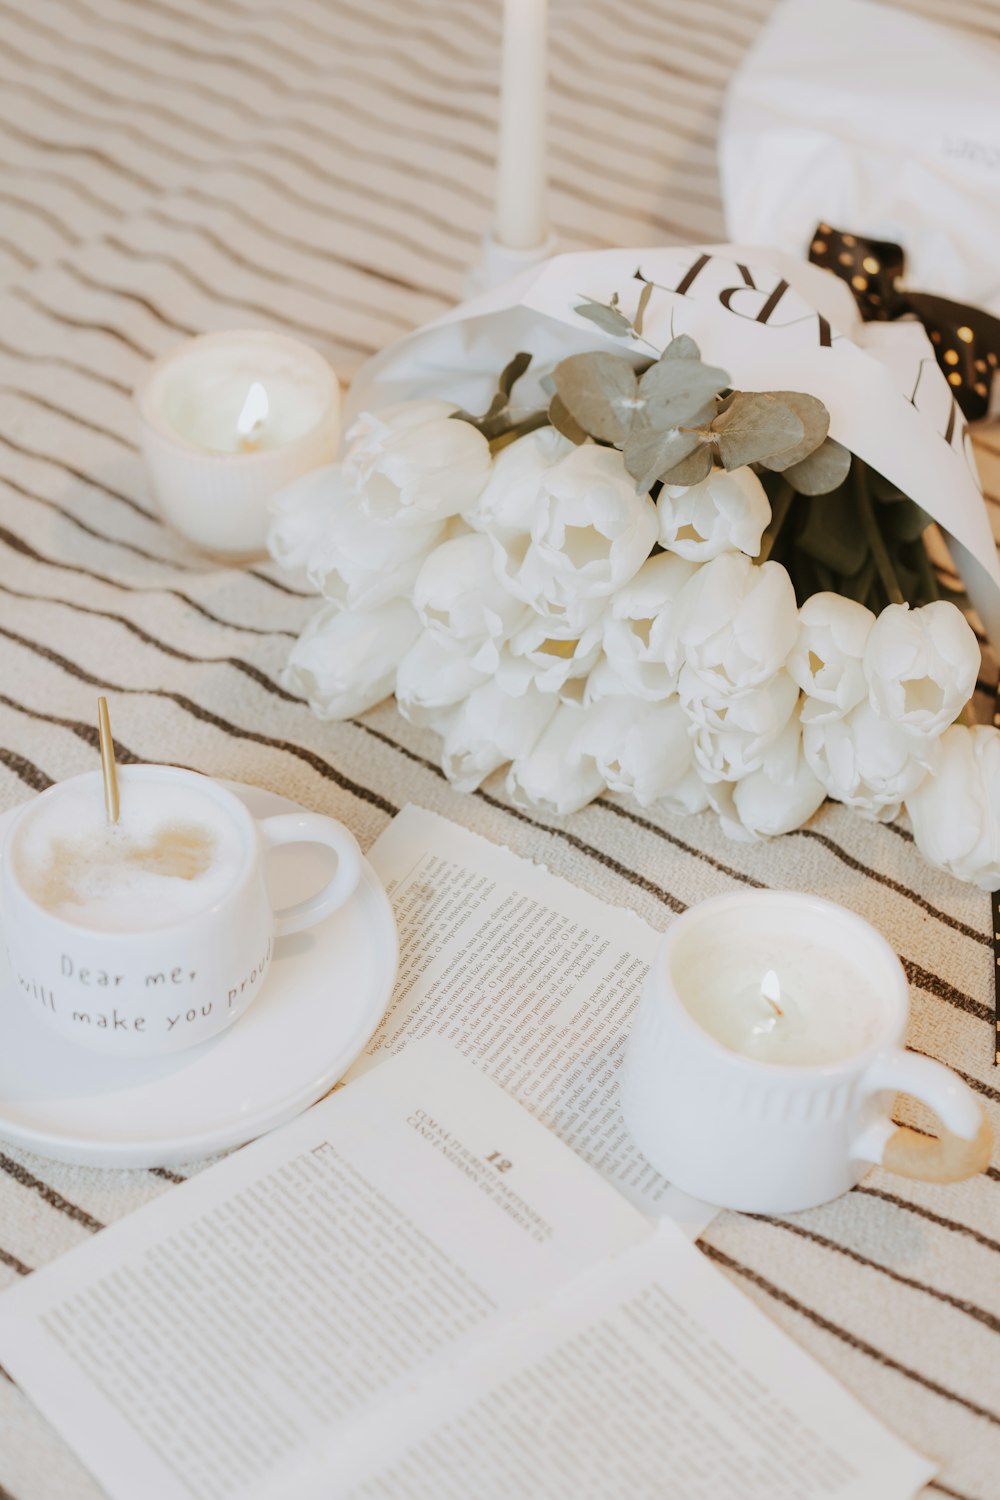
760 968 783 1018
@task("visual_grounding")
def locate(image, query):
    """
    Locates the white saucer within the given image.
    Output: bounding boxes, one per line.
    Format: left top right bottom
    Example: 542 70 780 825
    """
0 783 397 1168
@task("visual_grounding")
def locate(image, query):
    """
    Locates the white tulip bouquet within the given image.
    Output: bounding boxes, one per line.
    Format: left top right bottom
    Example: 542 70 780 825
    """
269 278 998 890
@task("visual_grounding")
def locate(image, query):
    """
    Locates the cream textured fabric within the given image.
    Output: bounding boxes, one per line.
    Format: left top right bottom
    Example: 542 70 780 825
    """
1 1 999 1496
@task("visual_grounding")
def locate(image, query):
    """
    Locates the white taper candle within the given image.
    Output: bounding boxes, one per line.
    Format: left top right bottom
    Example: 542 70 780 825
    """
495 0 548 251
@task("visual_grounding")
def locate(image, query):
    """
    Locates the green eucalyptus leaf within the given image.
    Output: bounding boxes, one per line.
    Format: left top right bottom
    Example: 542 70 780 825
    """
552 352 638 444
756 391 829 471
633 280 653 337
711 392 803 469
548 394 589 446
538 372 557 398
624 426 705 494
868 469 906 503
658 445 715 487
638 357 729 428
782 437 852 495
662 334 702 361
573 297 634 338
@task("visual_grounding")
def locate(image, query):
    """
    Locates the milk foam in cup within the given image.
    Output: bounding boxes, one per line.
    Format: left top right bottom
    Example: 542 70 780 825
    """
0 766 363 1056
14 777 246 933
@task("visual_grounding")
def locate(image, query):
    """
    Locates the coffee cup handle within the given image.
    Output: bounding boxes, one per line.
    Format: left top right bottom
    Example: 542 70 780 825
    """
852 1050 993 1184
257 814 363 936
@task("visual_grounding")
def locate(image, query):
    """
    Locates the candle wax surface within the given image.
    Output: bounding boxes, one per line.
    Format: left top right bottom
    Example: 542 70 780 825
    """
160 345 330 455
675 936 885 1066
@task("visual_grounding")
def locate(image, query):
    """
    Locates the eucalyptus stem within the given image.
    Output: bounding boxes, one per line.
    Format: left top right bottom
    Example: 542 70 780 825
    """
487 410 551 453
854 460 905 607
757 479 795 564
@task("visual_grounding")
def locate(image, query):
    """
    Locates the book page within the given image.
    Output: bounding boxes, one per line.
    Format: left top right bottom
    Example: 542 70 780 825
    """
356 804 711 1233
321 1224 934 1500
0 1045 651 1500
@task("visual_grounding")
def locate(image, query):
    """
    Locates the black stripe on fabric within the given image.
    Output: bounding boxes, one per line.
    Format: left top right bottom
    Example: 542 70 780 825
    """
0 1154 104 1233
0 333 131 395
116 220 418 335
0 236 35 270
928 1480 982 1500
0 646 400 820
91 240 379 356
0 747 52 793
0 111 159 194
0 429 152 520
351 719 688 916
174 186 448 299
0 522 296 639
699 1242 1000 1428
58 261 199 340
596 797 767 889
9 285 153 361
0 384 138 452
792 827 989 949
0 1245 31 1277
751 1214 1000 1337
0 583 300 702
0 188 77 245
149 1166 186 1184
853 1184 1000 1257
902 960 992 1024
0 473 191 570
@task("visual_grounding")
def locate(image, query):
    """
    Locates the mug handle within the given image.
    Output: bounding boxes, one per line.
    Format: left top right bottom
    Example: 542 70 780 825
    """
257 813 363 936
852 1050 993 1184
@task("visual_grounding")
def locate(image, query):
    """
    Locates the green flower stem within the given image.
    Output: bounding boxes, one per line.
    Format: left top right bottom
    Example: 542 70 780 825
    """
756 479 795 564
855 460 905 607
910 535 941 605
487 410 551 453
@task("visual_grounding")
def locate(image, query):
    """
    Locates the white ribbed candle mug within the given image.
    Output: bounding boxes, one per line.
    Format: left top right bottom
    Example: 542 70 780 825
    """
621 891 992 1213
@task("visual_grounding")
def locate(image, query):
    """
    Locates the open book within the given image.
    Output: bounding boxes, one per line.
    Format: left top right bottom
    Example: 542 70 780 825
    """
0 1046 932 1499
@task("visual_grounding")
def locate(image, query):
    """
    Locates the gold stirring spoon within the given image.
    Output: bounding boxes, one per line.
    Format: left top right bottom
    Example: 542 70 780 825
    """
97 695 120 825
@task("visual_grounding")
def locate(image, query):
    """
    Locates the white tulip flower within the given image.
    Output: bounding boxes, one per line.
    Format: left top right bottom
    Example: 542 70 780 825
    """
506 701 606 816
282 599 417 720
497 613 606 698
802 698 936 820
467 426 574 538
575 695 705 810
906 724 1000 889
658 465 771 561
599 552 698 701
681 667 800 783
344 400 491 526
787 592 874 720
707 720 826 841
440 681 557 793
414 533 528 647
395 630 492 725
666 551 798 692
492 444 658 633
864 601 979 739
271 464 444 611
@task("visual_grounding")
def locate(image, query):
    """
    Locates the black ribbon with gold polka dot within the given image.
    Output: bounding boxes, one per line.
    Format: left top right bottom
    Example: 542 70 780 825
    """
809 225 1000 421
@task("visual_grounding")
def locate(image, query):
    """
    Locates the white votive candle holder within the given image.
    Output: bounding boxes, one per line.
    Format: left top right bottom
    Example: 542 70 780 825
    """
136 330 341 560
621 890 991 1213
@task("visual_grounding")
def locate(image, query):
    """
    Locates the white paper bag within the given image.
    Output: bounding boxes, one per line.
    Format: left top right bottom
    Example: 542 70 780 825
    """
348 245 1000 652
720 0 1000 312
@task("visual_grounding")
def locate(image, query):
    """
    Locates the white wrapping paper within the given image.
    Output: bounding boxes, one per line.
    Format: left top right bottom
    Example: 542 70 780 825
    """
347 245 1000 651
719 0 1000 313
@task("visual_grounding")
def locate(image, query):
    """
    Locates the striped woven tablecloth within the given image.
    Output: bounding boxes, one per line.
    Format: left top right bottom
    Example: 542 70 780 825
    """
2 0 1000 1495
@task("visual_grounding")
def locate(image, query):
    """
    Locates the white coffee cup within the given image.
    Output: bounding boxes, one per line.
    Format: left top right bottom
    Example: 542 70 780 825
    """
0 766 362 1057
621 891 992 1213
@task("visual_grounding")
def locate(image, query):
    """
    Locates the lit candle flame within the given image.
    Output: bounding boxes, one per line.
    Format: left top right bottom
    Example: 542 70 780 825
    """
236 381 269 449
760 968 783 1018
